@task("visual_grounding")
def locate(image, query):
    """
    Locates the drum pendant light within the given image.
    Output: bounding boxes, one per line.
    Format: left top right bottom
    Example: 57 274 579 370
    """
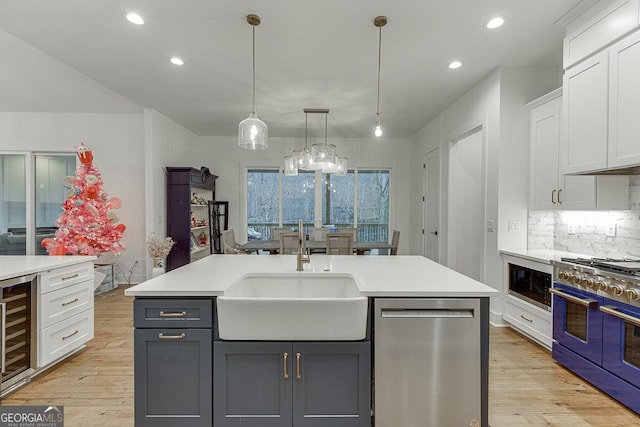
373 16 387 138
238 14 268 150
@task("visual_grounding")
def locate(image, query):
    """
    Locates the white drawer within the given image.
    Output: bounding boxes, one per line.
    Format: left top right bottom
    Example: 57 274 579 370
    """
39 262 94 294
39 280 94 329
503 296 552 349
39 308 94 368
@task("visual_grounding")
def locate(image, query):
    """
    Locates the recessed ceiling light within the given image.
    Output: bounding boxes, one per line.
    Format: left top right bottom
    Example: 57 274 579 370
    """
448 61 462 69
486 17 504 29
169 57 184 66
125 12 144 25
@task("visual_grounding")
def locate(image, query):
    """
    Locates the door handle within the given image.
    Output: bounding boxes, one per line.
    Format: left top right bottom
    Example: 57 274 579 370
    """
549 288 597 307
283 352 289 380
600 305 640 327
1 302 5 374
551 189 557 204
557 189 563 204
296 352 301 380
430 231 438 236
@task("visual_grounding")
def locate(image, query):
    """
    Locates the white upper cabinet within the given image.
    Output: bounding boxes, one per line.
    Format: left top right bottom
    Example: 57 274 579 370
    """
562 52 609 174
562 0 640 174
608 30 640 168
530 89 629 210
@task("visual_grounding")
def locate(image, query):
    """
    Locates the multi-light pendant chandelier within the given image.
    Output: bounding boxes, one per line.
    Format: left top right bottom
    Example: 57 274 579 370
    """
238 14 268 150
284 109 347 176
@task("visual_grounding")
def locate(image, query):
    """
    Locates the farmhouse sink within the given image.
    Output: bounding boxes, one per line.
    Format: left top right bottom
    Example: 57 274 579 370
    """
216 273 368 340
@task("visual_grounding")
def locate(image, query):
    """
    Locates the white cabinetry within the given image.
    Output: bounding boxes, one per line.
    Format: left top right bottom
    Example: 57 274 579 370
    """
608 30 640 167
530 89 628 210
562 1 640 174
502 254 552 349
38 262 94 367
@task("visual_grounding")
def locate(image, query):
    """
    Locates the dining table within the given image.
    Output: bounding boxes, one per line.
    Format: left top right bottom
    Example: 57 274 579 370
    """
238 239 394 255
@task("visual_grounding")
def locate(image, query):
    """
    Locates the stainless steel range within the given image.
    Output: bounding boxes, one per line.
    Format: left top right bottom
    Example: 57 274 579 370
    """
551 257 640 414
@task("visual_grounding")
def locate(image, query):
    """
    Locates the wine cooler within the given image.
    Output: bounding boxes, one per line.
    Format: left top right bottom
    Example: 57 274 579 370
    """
1 273 37 397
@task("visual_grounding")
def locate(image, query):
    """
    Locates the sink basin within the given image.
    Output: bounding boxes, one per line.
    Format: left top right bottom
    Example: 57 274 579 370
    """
217 273 368 341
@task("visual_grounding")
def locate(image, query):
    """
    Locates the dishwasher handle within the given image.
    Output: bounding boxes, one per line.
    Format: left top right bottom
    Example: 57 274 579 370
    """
381 308 475 318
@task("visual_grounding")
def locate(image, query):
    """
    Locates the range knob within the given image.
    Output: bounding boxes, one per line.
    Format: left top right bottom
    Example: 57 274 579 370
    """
626 288 640 301
596 281 608 292
609 283 624 296
580 278 595 288
558 271 569 280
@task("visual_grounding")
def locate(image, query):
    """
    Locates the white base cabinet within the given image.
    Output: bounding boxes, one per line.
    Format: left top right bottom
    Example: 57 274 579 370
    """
38 261 94 368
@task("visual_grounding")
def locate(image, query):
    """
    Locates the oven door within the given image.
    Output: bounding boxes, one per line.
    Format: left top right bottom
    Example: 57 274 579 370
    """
551 284 603 365
601 298 640 388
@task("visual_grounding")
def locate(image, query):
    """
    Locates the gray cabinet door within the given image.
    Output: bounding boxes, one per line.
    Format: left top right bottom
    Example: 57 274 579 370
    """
293 342 371 427
214 341 293 427
134 328 212 427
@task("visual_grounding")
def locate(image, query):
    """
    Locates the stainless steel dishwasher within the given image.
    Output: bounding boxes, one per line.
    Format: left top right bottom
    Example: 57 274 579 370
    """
374 298 488 427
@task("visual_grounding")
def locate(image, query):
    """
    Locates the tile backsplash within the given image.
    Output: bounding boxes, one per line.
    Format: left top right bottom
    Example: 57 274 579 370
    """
528 176 640 258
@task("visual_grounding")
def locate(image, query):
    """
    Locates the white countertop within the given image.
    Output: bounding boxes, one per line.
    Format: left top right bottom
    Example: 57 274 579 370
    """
499 248 591 265
0 255 96 280
125 255 498 297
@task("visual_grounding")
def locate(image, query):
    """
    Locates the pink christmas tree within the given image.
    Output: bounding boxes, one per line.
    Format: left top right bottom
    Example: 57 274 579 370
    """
42 143 126 256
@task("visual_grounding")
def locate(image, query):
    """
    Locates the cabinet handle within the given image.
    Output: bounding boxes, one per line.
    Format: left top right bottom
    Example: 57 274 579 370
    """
61 297 79 307
557 189 563 204
159 310 187 318
158 332 186 340
62 330 79 340
283 353 289 380
551 189 556 204
296 352 301 380
61 273 79 281
520 314 533 323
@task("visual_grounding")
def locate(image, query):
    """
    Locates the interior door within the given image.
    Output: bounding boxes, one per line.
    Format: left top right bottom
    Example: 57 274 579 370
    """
423 149 440 262
448 129 484 282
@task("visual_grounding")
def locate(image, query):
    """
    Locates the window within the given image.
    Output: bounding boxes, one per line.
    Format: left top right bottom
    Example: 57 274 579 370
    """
246 167 390 242
0 153 75 255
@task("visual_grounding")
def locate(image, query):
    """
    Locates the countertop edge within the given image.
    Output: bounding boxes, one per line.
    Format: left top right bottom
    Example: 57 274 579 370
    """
0 255 97 281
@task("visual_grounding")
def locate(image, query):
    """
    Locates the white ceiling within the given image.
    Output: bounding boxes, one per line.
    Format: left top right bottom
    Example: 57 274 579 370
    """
0 1 583 139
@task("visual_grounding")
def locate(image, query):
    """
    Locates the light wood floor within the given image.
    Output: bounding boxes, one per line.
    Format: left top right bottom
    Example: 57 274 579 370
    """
2 287 639 426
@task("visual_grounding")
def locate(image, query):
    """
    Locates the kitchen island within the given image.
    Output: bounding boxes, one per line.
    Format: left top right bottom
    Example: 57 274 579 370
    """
125 254 497 427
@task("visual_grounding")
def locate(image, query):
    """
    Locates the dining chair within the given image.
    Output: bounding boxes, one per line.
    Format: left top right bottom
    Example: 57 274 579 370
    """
222 229 249 254
271 227 292 241
326 233 353 255
280 233 300 255
390 229 400 255
340 227 358 242
309 228 330 242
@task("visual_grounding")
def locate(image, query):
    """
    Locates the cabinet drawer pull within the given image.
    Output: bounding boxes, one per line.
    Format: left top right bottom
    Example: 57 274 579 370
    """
520 314 533 323
159 310 187 318
61 273 79 281
61 297 79 307
62 330 79 340
283 353 289 380
158 332 186 340
296 352 301 380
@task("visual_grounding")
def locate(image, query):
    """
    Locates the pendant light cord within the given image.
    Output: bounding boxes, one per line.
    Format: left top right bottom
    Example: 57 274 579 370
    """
376 25 382 117
305 113 308 148
252 23 256 115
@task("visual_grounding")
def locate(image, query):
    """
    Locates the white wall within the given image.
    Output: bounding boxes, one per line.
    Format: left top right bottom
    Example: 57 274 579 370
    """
0 112 145 282
411 66 561 324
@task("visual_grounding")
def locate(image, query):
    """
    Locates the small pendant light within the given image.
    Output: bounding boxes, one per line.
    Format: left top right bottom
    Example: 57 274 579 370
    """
373 16 387 138
238 14 268 150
